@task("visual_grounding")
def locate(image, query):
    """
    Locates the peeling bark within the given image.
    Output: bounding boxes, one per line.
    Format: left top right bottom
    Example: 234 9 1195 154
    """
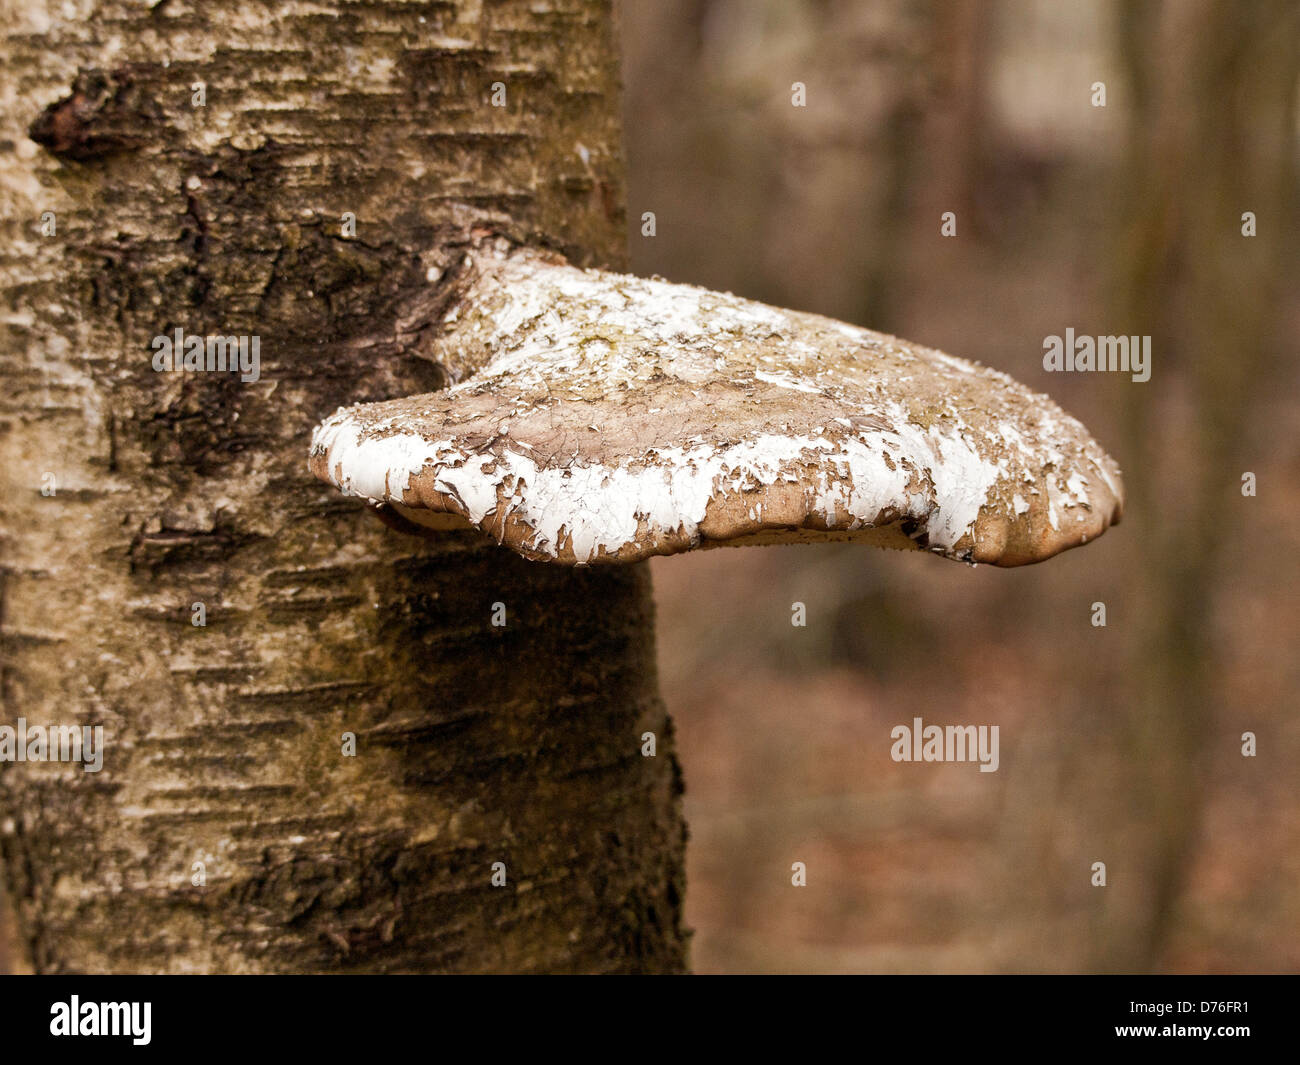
0 0 688 973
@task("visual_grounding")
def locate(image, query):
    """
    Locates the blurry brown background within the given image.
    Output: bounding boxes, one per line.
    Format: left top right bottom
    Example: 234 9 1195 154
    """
2 0 1296 974
627 0 1299 973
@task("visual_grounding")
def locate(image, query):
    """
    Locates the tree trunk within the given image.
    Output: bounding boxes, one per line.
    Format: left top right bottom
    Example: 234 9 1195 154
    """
0 0 688 973
1096 0 1299 971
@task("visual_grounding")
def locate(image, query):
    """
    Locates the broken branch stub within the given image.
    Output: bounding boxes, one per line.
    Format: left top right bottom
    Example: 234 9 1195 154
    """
310 247 1123 566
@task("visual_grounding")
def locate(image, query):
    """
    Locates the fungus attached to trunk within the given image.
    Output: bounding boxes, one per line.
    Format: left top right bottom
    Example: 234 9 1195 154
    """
309 244 1123 566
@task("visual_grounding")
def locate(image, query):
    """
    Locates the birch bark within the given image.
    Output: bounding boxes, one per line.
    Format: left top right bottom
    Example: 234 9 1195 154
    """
0 0 688 973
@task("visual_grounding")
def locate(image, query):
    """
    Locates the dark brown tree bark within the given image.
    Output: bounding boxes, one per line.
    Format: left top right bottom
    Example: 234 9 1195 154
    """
0 0 688 973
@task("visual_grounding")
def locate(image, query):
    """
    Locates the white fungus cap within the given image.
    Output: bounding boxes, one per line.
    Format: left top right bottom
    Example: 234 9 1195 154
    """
310 248 1123 566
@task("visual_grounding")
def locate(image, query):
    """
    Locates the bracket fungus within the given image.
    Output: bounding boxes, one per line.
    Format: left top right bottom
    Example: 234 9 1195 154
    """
310 245 1123 567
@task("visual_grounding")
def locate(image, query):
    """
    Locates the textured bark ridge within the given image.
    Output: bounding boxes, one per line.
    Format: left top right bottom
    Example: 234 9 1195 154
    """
0 1 687 972
311 246 1124 566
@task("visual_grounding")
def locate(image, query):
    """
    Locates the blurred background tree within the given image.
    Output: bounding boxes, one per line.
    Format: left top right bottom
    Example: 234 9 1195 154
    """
626 0 1299 973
